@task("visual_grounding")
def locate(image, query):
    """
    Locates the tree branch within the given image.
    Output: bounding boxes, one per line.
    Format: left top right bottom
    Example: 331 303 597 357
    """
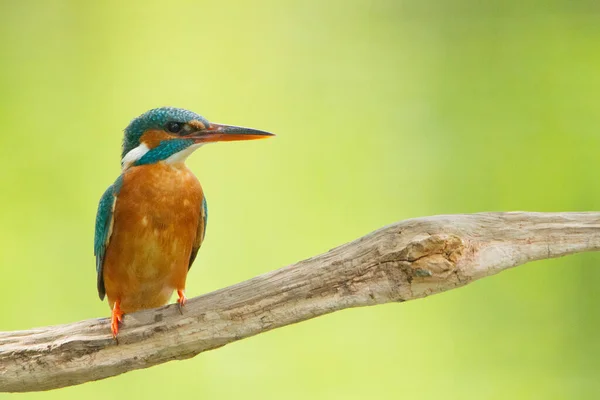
1 212 599 392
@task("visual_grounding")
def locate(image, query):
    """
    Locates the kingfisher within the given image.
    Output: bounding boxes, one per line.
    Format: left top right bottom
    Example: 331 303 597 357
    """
94 107 273 337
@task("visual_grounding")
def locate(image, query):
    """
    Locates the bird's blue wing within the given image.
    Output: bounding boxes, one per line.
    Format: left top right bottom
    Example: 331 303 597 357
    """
94 176 124 300
189 196 208 270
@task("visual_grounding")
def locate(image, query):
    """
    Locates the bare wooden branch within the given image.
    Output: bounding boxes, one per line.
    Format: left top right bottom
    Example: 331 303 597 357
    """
1 212 599 392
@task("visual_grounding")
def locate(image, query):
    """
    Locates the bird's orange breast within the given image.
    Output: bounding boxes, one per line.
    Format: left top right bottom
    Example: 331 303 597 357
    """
102 162 203 313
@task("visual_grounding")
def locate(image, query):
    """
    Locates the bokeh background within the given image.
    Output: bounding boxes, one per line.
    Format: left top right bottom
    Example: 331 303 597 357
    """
1 0 599 398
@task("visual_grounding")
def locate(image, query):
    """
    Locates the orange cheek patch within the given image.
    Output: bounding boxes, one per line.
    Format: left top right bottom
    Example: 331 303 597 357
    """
140 130 177 149
188 120 206 130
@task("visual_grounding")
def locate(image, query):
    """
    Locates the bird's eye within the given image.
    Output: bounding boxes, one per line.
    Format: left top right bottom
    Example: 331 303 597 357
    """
166 122 183 133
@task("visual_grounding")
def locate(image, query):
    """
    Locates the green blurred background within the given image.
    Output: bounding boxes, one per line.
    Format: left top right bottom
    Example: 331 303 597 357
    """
1 0 599 398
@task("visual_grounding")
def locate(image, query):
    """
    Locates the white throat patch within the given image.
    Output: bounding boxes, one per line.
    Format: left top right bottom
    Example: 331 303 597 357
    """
165 143 204 164
121 143 149 171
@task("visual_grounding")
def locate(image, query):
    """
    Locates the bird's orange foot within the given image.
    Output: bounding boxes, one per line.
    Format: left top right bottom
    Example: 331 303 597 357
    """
111 300 124 339
177 289 187 315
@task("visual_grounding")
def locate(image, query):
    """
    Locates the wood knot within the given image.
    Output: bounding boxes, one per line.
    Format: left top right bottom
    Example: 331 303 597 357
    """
398 233 465 278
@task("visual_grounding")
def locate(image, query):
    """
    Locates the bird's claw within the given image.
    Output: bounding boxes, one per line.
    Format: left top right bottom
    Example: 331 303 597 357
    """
177 290 187 315
111 300 124 341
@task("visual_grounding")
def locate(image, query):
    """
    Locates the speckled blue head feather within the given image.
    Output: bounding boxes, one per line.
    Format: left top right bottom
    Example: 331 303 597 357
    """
122 107 209 158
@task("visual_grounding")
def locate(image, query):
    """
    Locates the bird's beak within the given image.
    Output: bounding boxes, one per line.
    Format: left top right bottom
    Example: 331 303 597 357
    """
189 123 274 143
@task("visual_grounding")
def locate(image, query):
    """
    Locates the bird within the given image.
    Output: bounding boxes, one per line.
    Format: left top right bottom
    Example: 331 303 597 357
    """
94 107 273 338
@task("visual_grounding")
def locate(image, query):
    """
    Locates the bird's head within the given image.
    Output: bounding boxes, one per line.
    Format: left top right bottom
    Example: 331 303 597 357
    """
121 107 273 170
